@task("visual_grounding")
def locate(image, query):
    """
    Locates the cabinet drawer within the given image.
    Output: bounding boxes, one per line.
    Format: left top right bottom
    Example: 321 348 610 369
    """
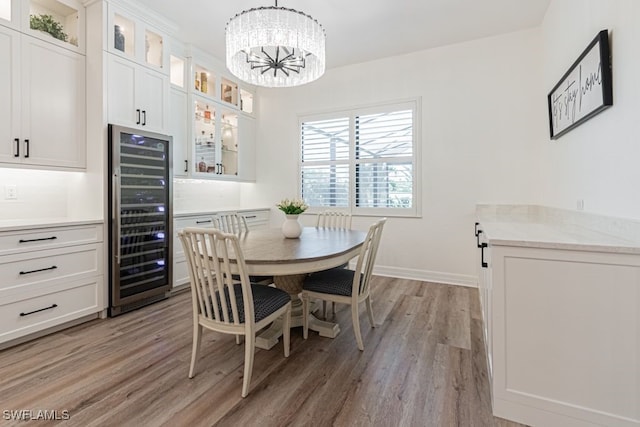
0 225 103 256
242 210 269 229
0 245 101 296
0 280 99 343
173 258 189 288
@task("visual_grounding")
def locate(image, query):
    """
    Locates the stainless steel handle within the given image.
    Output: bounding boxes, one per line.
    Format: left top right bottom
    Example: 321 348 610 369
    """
113 169 121 265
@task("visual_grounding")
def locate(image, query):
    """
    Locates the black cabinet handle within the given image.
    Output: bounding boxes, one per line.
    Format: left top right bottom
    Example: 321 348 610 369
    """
20 304 58 317
136 109 141 125
481 243 488 268
476 230 483 248
196 220 212 224
184 160 188 173
20 265 58 275
14 138 19 157
244 215 256 219
142 110 146 126
19 236 57 243
24 139 29 158
474 222 480 236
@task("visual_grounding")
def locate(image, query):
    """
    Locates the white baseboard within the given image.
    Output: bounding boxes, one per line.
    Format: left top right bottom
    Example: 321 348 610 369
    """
365 264 478 288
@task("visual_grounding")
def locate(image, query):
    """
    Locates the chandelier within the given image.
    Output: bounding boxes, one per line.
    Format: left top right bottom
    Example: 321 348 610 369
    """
225 1 326 88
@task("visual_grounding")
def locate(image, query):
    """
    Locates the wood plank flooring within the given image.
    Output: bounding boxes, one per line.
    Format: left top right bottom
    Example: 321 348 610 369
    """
0 277 525 427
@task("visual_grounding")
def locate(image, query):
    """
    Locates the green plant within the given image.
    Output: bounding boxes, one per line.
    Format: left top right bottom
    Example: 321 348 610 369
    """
276 198 309 215
30 14 68 42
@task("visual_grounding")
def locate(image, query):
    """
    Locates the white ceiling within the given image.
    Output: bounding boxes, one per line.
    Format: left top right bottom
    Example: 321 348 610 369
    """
134 0 551 69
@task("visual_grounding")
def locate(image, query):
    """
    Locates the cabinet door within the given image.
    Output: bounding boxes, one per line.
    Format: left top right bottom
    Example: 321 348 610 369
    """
0 25 20 164
137 66 167 132
237 114 256 181
169 87 188 177
107 54 137 127
21 34 85 168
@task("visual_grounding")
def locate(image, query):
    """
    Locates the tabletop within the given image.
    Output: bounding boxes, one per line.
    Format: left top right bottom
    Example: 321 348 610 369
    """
233 227 367 276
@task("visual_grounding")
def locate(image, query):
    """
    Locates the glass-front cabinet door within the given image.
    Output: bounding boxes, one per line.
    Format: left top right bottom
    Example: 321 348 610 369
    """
219 110 238 176
108 5 166 71
193 96 217 175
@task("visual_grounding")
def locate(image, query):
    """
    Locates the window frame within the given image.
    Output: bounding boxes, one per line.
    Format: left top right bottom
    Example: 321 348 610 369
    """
298 98 421 218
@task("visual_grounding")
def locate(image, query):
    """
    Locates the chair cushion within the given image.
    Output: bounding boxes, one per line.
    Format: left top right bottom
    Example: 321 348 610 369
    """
211 284 290 323
303 268 360 297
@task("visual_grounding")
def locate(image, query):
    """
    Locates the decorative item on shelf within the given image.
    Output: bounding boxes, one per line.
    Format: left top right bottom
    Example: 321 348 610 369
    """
195 72 200 91
30 14 68 43
201 72 208 94
277 198 308 238
198 157 207 172
114 25 125 52
204 105 211 121
225 0 326 88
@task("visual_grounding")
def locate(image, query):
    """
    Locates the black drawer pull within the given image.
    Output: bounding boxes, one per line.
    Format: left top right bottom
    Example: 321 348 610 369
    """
19 265 58 275
14 138 19 157
244 215 257 219
184 160 188 173
474 222 480 236
19 236 58 243
481 243 488 268
20 304 58 317
476 230 483 248
196 220 212 224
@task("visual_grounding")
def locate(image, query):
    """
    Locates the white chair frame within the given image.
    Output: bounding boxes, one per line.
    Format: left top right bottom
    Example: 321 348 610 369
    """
179 227 291 397
214 213 249 234
301 218 386 351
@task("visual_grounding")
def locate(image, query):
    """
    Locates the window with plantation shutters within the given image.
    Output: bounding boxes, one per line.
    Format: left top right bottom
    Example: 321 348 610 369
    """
300 99 419 216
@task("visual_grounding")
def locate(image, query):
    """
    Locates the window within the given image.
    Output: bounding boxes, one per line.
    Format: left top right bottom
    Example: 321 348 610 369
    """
300 100 419 216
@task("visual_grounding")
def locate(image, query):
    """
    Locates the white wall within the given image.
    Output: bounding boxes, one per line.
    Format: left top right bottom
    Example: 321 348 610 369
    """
538 0 640 218
245 28 545 285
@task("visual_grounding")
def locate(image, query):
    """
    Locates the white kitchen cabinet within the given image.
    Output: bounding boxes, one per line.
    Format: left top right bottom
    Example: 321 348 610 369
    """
0 25 85 169
106 2 167 72
0 0 85 53
0 222 104 346
191 96 256 181
172 209 270 289
476 212 640 427
169 87 188 176
107 53 168 133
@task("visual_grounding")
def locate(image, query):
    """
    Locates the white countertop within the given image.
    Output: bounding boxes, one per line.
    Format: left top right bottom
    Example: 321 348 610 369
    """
0 218 104 233
477 205 640 254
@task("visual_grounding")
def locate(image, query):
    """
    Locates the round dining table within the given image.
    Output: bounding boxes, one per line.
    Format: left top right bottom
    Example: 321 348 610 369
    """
233 226 367 350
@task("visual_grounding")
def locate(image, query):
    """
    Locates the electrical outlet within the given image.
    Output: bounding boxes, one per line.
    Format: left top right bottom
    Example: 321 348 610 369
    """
5 185 17 200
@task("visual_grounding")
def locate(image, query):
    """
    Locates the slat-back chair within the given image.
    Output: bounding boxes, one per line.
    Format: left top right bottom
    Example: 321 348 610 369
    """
315 210 353 318
179 227 292 397
302 218 386 351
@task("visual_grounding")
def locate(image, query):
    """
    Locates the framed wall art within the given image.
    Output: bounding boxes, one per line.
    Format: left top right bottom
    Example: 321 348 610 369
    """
547 29 613 140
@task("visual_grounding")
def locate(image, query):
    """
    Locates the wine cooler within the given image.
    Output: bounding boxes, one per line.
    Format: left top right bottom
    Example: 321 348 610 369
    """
108 124 172 316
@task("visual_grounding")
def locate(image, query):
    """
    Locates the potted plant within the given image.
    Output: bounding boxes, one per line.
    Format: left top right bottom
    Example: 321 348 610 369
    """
30 14 68 43
276 198 308 238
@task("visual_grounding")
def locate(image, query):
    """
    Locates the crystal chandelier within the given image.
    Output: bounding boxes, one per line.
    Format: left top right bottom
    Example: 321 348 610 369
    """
225 1 326 88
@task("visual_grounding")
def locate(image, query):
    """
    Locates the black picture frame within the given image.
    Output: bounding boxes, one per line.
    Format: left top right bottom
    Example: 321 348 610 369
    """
547 30 613 140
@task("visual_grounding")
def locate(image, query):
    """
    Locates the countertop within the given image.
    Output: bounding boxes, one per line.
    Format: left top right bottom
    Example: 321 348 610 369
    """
0 218 104 233
477 204 640 254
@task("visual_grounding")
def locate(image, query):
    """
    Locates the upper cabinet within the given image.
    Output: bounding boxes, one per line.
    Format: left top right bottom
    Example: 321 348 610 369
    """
105 1 172 134
107 3 168 72
0 1 86 170
0 0 85 53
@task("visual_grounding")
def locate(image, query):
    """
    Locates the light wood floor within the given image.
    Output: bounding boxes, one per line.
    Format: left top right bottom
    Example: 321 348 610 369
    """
0 277 525 427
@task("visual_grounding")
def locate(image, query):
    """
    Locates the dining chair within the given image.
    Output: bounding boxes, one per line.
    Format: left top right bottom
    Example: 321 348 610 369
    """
214 212 249 234
179 227 292 397
214 213 273 285
301 218 386 351
315 210 353 318
316 210 352 229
